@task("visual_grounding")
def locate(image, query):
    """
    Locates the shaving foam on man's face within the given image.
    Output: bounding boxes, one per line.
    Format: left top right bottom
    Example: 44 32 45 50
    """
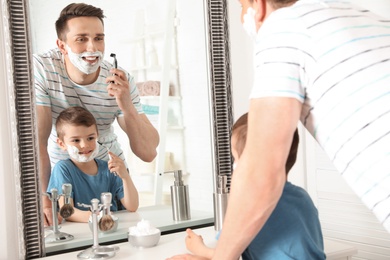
66 45 104 75
242 7 258 40
67 141 100 162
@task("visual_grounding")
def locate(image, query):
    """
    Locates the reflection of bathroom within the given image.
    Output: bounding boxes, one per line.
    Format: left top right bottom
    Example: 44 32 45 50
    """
29 0 213 212
118 0 187 207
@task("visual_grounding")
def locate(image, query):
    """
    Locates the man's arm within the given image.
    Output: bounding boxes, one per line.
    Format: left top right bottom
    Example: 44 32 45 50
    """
37 105 57 226
117 113 159 162
106 68 159 162
212 97 302 259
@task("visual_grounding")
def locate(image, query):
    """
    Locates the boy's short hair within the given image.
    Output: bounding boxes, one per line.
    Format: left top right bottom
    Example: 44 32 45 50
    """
56 106 98 139
232 113 299 174
55 3 105 41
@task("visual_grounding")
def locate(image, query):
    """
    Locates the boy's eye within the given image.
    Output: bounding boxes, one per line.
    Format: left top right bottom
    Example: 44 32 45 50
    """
71 139 80 143
88 136 95 141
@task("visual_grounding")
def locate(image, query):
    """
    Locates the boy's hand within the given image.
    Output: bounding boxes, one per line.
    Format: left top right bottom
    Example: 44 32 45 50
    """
107 151 127 178
185 228 206 254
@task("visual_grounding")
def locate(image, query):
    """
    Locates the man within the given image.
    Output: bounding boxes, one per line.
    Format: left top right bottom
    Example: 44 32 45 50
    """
34 3 159 226
169 0 390 259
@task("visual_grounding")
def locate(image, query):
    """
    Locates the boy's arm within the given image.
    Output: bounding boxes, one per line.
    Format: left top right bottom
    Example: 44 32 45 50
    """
120 172 139 212
58 197 91 223
108 151 139 211
185 229 214 259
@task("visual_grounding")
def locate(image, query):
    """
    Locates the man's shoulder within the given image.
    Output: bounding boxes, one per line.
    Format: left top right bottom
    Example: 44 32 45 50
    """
34 48 62 60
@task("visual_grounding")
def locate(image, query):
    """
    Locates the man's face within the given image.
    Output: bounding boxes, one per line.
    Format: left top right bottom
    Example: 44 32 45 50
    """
63 16 105 57
239 0 254 24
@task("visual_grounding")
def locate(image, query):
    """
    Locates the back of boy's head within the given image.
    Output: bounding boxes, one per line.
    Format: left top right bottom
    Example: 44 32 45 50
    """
232 113 299 174
56 106 98 139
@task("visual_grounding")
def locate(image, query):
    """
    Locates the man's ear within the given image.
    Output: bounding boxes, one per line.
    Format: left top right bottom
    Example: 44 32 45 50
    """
56 39 67 55
57 138 67 151
253 0 267 23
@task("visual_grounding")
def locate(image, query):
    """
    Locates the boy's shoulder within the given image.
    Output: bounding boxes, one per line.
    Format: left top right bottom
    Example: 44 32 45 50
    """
53 158 74 168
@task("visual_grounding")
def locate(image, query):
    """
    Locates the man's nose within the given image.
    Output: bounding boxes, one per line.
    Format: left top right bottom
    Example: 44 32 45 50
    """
86 39 97 52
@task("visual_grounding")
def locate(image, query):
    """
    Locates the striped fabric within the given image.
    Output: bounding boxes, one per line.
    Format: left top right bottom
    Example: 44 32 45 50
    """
250 0 390 232
34 48 143 167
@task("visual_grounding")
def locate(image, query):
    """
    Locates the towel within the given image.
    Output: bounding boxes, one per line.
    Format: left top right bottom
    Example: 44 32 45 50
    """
136 81 174 96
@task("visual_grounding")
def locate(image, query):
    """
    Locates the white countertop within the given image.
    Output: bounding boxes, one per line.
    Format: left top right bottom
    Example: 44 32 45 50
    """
40 226 358 259
44 205 214 254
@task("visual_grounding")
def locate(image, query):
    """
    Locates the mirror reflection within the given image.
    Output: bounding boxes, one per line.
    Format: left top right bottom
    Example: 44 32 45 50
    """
28 0 214 254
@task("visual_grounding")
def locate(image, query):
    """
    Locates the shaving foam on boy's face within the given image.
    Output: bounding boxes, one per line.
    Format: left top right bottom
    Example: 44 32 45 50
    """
67 141 100 162
66 45 104 75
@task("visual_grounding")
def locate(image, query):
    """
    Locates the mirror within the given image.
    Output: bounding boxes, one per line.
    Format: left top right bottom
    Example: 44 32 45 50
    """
2 0 232 258
28 0 214 209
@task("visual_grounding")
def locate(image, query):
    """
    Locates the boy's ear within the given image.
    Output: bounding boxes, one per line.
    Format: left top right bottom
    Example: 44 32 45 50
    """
57 138 67 151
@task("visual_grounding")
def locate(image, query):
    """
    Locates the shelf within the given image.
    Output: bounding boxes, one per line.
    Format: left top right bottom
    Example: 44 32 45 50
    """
140 96 181 101
130 64 179 72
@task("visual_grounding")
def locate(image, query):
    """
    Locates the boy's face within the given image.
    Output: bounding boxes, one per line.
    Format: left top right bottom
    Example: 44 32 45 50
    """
231 133 240 168
57 124 98 157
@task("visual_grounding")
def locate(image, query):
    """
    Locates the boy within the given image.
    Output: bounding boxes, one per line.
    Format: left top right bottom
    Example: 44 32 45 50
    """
170 113 325 259
47 106 139 223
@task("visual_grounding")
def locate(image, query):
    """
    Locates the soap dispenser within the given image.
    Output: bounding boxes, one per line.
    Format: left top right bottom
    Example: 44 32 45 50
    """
213 174 229 231
170 170 191 221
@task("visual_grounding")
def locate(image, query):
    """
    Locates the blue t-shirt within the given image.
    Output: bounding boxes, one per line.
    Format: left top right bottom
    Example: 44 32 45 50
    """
241 181 325 259
47 158 125 211
217 182 325 259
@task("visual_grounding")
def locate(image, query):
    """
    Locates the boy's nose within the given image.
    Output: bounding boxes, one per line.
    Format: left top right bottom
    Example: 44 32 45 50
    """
79 140 88 149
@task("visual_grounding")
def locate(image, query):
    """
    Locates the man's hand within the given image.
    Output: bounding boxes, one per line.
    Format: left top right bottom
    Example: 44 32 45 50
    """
166 255 210 260
43 205 53 227
42 194 63 227
106 68 132 111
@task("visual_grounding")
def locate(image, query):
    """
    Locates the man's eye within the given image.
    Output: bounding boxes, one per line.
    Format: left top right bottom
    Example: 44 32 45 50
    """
96 37 104 41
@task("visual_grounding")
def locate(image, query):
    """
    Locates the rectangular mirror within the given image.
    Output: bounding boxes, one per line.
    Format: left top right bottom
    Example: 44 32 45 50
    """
0 0 233 258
